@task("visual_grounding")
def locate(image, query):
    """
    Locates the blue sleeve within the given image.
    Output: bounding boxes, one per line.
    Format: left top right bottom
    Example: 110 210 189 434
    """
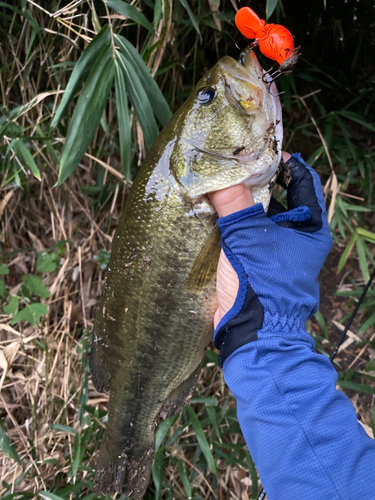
214 154 375 499
223 333 375 499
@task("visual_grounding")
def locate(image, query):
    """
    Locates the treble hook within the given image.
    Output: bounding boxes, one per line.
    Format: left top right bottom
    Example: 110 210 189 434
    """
262 68 285 97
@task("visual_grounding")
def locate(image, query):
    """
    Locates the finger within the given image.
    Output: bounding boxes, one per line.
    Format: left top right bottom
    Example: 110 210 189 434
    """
208 183 254 217
282 151 291 162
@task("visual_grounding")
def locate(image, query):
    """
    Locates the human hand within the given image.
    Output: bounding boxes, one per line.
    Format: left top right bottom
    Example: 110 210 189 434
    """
208 152 332 366
208 152 292 329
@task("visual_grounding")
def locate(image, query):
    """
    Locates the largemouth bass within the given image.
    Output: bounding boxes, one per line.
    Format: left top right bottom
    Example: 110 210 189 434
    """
91 49 282 499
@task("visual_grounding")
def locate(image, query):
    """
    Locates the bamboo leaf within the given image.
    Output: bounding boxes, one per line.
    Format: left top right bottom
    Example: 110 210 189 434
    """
337 110 375 133
177 0 201 37
49 424 78 435
51 25 111 129
206 406 221 442
56 46 115 186
115 34 172 126
266 0 278 19
105 0 153 32
186 405 217 473
355 226 375 243
245 449 258 499
177 459 192 498
116 52 159 149
358 310 375 336
155 415 177 452
355 237 370 283
337 232 358 273
337 380 375 395
154 0 163 29
12 139 40 180
114 57 131 180
0 425 21 464
152 447 165 500
314 310 328 339
39 492 65 500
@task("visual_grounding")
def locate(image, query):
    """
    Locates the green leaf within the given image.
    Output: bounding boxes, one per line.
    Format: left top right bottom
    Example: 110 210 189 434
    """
36 251 58 273
93 249 111 271
116 52 159 149
177 0 201 37
49 424 78 435
355 237 370 283
355 227 375 243
22 274 50 298
114 57 131 180
155 414 178 452
12 139 40 180
186 405 216 473
177 459 192 498
337 110 375 133
0 279 5 298
1 493 33 500
115 34 172 126
0 263 9 275
189 396 218 406
0 425 21 464
365 358 375 373
337 232 358 273
266 0 279 19
336 380 375 395
11 303 48 326
206 406 221 442
152 447 165 500
313 310 328 339
245 449 258 499
71 432 81 478
154 0 162 29
51 25 111 128
38 492 65 500
358 310 375 336
4 296 19 316
56 45 115 186
105 0 153 32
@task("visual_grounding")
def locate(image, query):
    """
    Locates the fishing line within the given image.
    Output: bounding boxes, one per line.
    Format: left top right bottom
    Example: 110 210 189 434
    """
329 267 375 362
256 267 375 500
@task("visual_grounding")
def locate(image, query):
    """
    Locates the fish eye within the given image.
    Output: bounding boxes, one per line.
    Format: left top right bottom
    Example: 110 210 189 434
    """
197 87 216 104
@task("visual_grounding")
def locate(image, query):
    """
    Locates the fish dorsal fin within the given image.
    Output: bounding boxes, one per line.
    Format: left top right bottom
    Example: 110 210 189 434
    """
186 225 221 291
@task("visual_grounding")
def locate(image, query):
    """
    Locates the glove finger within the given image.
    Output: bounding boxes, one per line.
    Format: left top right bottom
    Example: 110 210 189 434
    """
276 154 327 233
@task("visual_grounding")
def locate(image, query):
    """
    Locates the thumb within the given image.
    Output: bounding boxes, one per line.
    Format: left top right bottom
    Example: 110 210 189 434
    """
208 183 254 217
208 183 254 329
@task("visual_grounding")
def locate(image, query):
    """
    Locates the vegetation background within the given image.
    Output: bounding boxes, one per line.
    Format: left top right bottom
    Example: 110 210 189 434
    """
0 0 375 499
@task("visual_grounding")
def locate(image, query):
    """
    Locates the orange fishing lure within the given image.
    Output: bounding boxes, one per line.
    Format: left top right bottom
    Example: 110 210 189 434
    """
235 7 299 73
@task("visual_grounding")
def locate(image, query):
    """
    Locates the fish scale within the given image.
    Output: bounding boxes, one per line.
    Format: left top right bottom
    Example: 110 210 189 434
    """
91 48 283 499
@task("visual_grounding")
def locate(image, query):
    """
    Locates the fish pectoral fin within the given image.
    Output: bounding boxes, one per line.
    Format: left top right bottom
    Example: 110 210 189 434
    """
160 363 202 419
186 224 221 292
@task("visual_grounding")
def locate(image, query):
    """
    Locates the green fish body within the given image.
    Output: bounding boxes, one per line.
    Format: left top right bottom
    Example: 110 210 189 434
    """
91 49 282 499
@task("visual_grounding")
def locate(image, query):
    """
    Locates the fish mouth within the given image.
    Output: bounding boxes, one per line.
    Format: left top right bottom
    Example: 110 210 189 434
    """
192 140 267 164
